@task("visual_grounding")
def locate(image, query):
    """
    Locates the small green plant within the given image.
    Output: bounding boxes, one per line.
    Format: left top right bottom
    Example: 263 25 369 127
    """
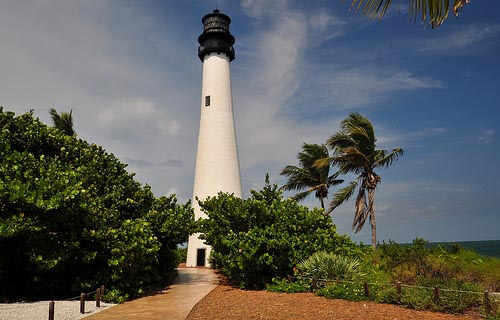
316 282 366 301
369 284 398 304
298 252 365 281
266 278 308 293
400 287 434 310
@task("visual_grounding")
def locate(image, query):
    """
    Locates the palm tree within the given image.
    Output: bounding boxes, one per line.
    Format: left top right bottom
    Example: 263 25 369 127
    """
49 108 75 136
316 113 404 249
280 143 343 211
343 0 472 28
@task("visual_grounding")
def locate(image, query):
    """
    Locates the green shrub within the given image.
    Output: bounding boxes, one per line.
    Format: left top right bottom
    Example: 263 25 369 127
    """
369 284 398 304
435 281 482 313
400 287 434 310
266 278 308 293
0 108 194 301
198 175 362 289
298 251 365 281
374 238 500 291
316 282 366 301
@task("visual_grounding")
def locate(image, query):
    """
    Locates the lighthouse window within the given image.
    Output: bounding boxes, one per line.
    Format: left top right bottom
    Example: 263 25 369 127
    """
205 95 211 106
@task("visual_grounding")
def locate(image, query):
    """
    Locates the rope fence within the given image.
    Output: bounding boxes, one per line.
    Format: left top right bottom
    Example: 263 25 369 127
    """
47 284 105 320
286 275 497 315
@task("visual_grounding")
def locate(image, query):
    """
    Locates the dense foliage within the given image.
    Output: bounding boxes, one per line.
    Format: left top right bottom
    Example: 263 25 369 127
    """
269 238 500 315
198 175 362 289
374 238 500 292
0 108 194 302
297 251 365 281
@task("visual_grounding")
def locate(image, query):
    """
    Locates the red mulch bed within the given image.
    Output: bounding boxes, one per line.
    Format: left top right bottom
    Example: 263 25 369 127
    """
187 284 481 320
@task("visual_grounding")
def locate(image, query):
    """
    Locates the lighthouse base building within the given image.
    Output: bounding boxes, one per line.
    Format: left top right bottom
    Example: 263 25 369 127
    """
186 9 242 267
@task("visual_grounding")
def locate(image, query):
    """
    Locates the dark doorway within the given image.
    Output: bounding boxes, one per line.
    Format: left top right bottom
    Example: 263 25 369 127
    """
196 248 206 267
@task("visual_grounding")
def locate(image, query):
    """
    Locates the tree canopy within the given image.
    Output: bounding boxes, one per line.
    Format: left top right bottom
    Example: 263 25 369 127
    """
317 113 404 249
0 107 194 301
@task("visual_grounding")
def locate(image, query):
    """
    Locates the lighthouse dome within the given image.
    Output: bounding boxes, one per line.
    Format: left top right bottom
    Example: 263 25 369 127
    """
198 9 235 62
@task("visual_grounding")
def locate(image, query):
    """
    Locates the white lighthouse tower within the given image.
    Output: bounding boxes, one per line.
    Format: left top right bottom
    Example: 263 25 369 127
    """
186 9 242 267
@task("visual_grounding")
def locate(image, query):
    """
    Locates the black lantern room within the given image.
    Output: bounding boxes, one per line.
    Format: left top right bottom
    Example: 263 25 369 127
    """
198 9 235 62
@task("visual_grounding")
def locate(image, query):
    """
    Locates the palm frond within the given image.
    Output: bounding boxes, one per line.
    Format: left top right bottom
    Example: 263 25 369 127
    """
337 147 370 167
343 0 471 28
329 177 360 212
341 113 375 143
313 157 333 169
298 143 330 170
348 126 372 145
327 177 344 186
49 108 61 128
374 147 404 168
280 166 316 191
326 132 355 150
49 108 75 136
291 190 313 202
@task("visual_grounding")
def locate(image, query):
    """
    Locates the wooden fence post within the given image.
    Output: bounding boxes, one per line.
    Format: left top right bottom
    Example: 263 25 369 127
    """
48 301 55 320
484 290 492 316
434 287 440 303
96 288 101 307
80 293 85 314
364 282 370 298
311 277 318 291
101 285 105 302
396 282 402 302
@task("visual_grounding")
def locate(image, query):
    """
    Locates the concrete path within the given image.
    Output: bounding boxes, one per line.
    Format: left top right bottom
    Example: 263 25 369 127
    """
84 268 218 320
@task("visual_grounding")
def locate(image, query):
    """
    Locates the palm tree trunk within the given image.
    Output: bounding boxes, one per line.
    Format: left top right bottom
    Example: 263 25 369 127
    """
320 197 325 211
368 188 376 250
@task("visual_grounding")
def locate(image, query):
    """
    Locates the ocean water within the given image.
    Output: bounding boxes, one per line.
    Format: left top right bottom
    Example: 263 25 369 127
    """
428 240 500 258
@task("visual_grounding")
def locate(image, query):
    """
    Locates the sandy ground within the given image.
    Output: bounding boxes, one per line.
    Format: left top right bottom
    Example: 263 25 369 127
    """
0 300 115 320
187 285 482 320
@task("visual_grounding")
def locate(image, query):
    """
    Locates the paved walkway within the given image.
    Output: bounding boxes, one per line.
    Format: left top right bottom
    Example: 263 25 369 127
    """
84 268 218 320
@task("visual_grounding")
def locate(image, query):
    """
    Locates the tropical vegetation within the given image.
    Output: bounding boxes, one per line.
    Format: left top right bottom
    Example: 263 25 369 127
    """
49 108 75 136
297 251 365 281
268 239 500 315
198 175 363 289
316 112 404 249
343 0 473 28
0 108 194 302
280 143 343 211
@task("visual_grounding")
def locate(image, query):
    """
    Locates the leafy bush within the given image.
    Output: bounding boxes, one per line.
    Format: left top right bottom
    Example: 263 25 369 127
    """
400 287 434 310
435 282 482 313
266 278 308 293
316 282 366 301
0 108 194 302
369 284 398 304
373 238 500 292
198 175 362 289
298 251 365 281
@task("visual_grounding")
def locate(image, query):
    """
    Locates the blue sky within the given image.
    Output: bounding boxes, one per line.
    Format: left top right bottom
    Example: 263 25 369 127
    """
1 0 499 243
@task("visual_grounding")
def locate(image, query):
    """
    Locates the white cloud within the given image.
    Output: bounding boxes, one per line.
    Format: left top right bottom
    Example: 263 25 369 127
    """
98 99 181 139
377 127 448 147
326 68 444 109
478 129 494 144
419 24 500 54
240 0 288 19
